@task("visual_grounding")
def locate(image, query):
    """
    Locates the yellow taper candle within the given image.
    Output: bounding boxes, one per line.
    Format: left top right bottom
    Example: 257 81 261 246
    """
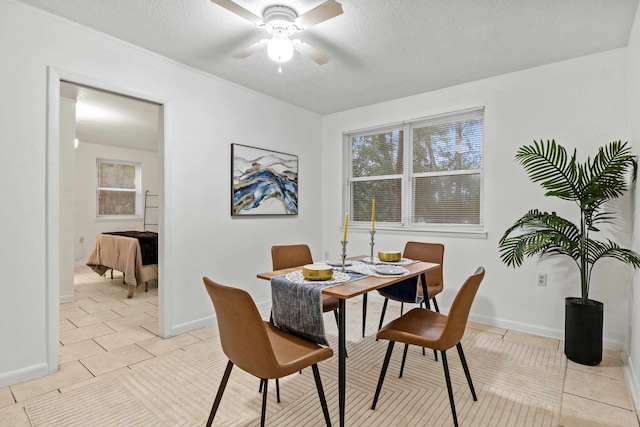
343 213 349 242
371 199 376 230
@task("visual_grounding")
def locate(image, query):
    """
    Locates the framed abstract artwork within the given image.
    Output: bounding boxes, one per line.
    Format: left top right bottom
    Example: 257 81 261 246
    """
231 144 299 216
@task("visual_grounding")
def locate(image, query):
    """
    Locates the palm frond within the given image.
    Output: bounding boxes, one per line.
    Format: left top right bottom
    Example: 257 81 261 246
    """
587 239 640 268
515 140 580 201
583 141 636 202
498 210 579 267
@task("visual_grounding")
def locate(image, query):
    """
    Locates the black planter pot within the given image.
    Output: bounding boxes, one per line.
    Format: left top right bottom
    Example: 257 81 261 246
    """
564 297 603 365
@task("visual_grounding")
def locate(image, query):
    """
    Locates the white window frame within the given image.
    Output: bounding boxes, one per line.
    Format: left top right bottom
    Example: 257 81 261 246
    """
343 107 485 235
96 158 142 221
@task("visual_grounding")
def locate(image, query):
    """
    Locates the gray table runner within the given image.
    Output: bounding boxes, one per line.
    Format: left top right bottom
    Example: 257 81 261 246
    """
271 270 365 346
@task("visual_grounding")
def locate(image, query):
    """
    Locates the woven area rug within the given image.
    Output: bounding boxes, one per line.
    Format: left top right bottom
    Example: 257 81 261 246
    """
25 324 564 426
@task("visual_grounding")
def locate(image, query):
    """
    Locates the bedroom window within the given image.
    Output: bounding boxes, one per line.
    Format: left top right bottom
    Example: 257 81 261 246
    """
96 159 141 218
343 107 484 233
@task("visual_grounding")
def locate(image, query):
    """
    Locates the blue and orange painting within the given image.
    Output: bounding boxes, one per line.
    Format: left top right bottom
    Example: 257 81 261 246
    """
232 144 298 215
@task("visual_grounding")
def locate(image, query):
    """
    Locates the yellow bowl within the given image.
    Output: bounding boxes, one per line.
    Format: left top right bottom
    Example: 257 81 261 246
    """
302 264 334 281
378 251 402 262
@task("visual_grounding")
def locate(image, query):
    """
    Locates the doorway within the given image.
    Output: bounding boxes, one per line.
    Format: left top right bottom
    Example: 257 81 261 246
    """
46 67 167 375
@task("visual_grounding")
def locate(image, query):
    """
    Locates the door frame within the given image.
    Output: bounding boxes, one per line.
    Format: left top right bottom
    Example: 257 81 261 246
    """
45 66 169 373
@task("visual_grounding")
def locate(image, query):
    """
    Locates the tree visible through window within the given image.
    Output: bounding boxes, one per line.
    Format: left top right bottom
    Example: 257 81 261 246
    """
97 159 141 217
345 107 484 231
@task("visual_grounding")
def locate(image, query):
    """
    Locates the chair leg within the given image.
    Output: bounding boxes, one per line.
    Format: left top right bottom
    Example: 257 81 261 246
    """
311 364 332 426
376 298 389 341
433 297 440 313
206 360 234 427
260 378 268 427
441 350 459 427
260 378 281 402
456 342 477 401
399 343 409 378
400 301 404 316
371 341 395 410
362 292 368 337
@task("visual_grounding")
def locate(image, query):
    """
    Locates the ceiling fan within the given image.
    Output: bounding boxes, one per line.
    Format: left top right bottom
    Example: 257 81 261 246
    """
210 0 343 70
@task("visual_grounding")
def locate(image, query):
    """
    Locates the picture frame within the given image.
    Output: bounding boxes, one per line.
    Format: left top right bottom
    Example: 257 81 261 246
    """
231 143 299 216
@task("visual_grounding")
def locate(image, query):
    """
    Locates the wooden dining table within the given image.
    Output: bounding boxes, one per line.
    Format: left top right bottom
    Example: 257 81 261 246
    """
257 256 440 427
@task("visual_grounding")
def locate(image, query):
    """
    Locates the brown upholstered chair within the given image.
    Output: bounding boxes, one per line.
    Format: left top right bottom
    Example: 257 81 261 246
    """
271 244 341 323
376 241 445 331
202 277 333 427
371 267 485 427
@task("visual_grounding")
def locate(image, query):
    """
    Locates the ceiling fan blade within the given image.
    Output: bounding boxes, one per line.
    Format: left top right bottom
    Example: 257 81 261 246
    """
292 39 330 65
232 39 268 59
295 0 343 29
210 0 264 26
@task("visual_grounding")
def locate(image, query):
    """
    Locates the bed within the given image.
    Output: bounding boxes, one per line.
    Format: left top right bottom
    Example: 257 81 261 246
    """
86 231 158 298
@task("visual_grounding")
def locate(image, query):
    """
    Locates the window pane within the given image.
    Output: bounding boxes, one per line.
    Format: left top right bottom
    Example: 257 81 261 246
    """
411 174 481 225
412 118 482 173
99 162 136 189
98 190 136 215
351 130 403 178
351 179 402 223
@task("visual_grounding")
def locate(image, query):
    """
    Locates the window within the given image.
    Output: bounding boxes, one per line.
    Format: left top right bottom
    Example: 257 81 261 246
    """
96 159 141 218
344 107 484 232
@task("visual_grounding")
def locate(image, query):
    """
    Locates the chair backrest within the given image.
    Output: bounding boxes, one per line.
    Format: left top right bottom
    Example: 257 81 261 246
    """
271 244 313 270
203 277 280 378
440 267 485 349
403 241 444 294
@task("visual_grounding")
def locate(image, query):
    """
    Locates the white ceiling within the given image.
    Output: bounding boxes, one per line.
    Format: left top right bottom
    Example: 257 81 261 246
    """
60 82 160 152
18 0 640 150
18 0 640 115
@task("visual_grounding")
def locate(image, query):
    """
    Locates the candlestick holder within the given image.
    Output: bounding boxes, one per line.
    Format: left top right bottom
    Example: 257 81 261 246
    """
340 240 348 272
369 230 376 263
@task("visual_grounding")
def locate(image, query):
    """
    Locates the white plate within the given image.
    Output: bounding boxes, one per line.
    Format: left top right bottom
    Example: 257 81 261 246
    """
325 260 352 267
374 266 405 275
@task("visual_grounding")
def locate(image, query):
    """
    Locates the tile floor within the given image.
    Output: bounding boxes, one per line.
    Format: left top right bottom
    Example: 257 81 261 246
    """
0 266 638 426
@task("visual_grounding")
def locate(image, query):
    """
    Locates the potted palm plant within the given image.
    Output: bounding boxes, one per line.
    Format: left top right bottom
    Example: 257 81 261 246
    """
498 139 640 365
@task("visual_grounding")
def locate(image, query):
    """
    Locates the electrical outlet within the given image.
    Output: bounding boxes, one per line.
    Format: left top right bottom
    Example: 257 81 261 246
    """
537 273 547 287
79 237 84 243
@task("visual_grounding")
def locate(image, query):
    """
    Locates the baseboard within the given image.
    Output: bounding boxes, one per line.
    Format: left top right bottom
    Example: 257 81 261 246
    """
625 355 640 414
59 292 75 303
0 362 50 388
468 312 625 350
469 312 564 340
169 315 215 337
166 300 271 338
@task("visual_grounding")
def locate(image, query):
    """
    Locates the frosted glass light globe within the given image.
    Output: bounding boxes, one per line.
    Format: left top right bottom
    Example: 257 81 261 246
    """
267 36 293 63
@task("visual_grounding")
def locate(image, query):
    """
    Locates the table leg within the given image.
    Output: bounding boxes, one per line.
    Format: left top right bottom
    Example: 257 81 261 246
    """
362 293 367 337
339 298 346 427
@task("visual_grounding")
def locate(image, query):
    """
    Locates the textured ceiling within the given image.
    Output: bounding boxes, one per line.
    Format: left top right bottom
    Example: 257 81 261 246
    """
16 0 640 115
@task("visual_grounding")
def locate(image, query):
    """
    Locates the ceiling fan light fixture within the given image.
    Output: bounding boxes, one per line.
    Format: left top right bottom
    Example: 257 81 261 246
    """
267 35 293 63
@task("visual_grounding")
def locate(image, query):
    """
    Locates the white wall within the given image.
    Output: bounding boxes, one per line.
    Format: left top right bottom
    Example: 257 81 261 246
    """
0 0 323 387
322 49 632 349
627 1 640 411
74 141 159 266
